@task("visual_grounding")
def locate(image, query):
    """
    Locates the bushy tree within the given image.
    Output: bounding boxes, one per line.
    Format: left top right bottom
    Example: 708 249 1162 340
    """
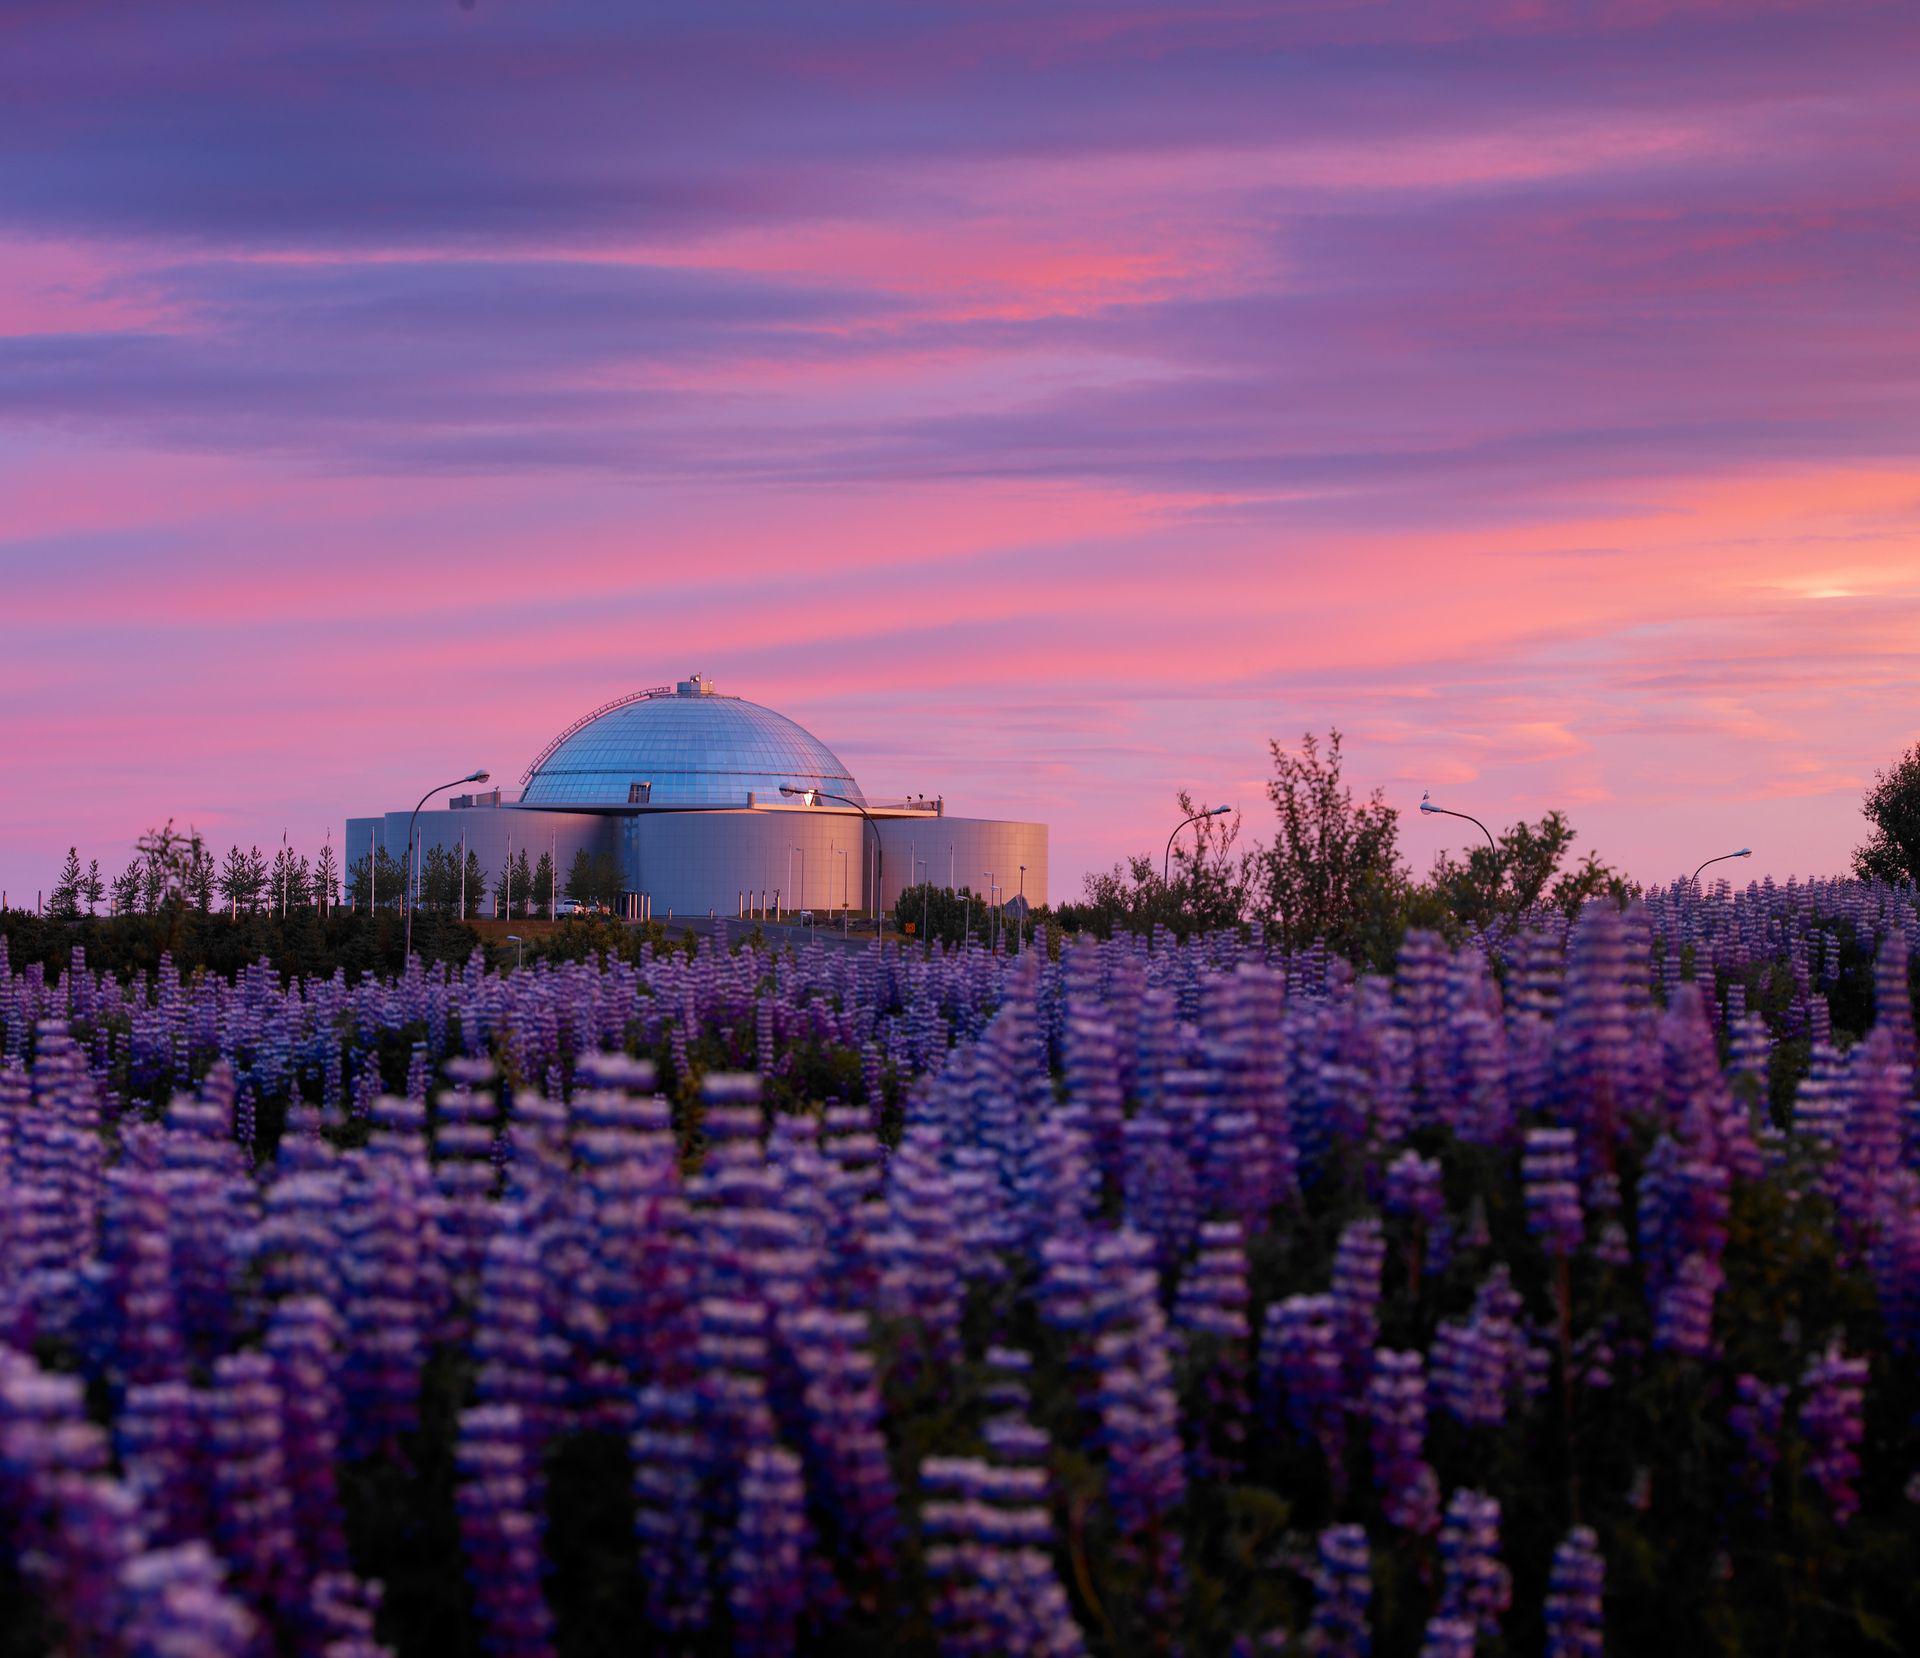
1854 743 1920 884
82 858 104 916
493 848 534 919
135 820 199 912
533 850 556 919
49 848 83 919
420 845 456 915
346 848 404 912
217 846 251 915
461 849 487 918
185 841 217 913
590 852 623 911
268 843 305 916
1057 794 1250 940
892 882 994 948
1255 729 1406 966
313 840 341 913
1423 810 1626 934
565 848 596 911
110 859 142 916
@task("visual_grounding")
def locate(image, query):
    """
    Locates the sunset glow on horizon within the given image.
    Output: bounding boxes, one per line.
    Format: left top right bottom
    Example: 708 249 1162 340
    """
6 1 1919 901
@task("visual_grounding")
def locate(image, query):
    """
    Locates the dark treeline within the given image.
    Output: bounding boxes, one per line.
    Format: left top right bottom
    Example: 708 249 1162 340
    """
0 906 480 987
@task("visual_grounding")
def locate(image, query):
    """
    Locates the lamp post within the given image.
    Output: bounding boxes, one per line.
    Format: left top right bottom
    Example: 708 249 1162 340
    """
506 934 524 969
782 783 884 931
831 847 847 934
1691 848 1753 887
982 871 997 954
1418 792 1496 853
405 768 490 960
1164 805 1233 884
787 843 805 918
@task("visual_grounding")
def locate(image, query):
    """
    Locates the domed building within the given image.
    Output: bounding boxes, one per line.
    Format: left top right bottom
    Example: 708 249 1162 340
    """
345 676 1047 923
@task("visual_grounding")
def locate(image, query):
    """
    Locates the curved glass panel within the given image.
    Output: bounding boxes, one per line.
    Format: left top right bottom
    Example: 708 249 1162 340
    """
519 694 866 809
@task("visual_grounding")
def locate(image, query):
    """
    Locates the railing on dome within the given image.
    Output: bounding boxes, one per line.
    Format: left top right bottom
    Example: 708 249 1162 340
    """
518 686 676 789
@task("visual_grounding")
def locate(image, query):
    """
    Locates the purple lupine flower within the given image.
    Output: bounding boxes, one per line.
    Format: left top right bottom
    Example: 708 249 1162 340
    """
727 1446 807 1658
1417 1615 1477 1658
119 1542 260 1658
1430 1269 1531 1429
1652 1252 1723 1360
206 1351 302 1626
263 1296 352 1586
1522 1127 1584 1257
455 1403 556 1657
1308 1524 1372 1658
1366 1348 1440 1536
783 1306 900 1576
922 1456 1088 1657
117 1381 211 1549
1260 1295 1346 1483
1433 1487 1510 1641
1172 1220 1251 1478
1383 1150 1445 1228
1330 1218 1387 1392
1543 1525 1605 1658
1728 1373 1786 1515
1799 1342 1869 1527
631 1382 716 1636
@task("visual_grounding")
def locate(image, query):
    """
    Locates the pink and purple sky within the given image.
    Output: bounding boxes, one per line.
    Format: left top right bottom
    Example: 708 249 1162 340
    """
4 0 1918 903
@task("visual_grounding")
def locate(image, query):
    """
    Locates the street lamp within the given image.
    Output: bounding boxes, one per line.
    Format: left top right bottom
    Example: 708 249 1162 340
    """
982 871 997 953
1165 805 1232 884
783 783 884 931
1418 792 1496 853
1692 848 1753 886
405 768 490 960
505 934 524 969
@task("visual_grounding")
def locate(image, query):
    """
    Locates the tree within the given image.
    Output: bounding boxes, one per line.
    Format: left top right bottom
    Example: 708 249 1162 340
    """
1423 810 1623 934
111 859 142 916
49 848 83 919
218 846 251 915
314 840 341 913
269 843 305 916
1854 743 1920 885
533 850 556 920
135 820 198 912
243 847 270 914
511 849 533 917
185 840 217 913
82 858 105 916
462 849 487 919
347 854 372 912
140 856 169 915
1256 729 1406 966
346 848 404 911
892 882 988 949
421 846 455 915
565 848 596 911
590 852 624 912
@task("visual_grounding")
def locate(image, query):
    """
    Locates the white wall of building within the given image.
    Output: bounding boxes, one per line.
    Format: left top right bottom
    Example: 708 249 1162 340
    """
344 801 1047 919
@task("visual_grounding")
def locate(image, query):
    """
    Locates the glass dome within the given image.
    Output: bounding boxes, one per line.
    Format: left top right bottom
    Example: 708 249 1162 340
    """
518 680 866 809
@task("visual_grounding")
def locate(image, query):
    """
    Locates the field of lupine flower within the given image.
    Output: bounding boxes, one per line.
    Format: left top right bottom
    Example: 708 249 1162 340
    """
1 876 1918 1655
